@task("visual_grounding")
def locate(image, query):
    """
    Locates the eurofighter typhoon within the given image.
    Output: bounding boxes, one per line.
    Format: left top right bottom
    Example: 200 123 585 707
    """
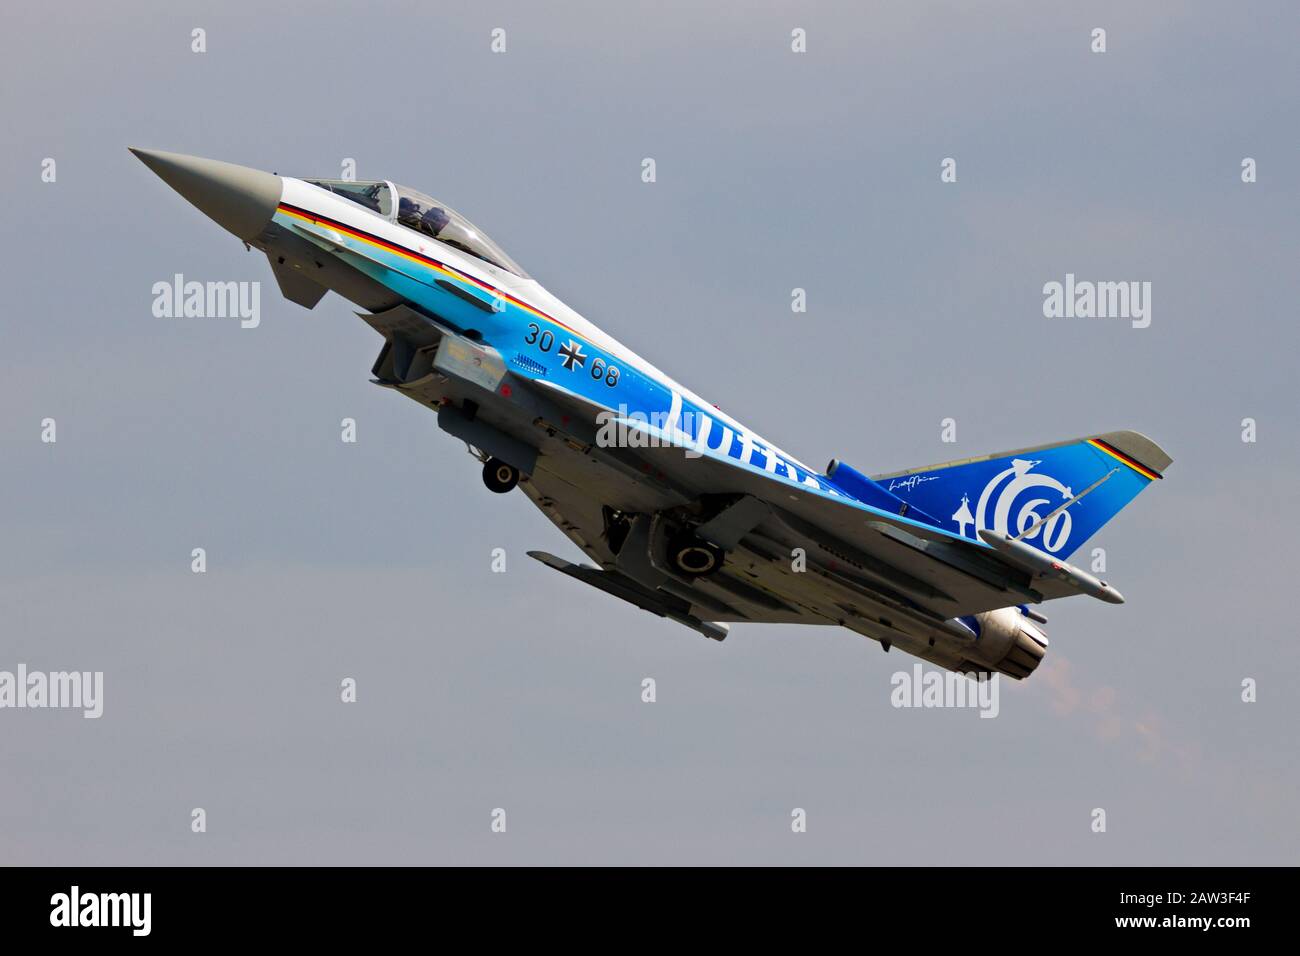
132 149 1172 680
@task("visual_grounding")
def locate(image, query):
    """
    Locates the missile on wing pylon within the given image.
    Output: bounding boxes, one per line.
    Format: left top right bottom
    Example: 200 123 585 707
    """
528 551 730 641
977 529 1125 605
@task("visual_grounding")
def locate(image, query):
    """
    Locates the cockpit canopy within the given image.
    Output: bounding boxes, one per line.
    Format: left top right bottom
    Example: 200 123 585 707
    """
309 179 393 217
392 186 528 278
305 179 528 278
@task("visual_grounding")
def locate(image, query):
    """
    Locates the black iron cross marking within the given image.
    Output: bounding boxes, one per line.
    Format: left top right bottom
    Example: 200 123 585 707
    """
558 339 587 371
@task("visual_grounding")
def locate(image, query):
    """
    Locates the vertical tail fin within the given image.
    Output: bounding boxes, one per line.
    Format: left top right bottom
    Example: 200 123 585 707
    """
870 431 1170 561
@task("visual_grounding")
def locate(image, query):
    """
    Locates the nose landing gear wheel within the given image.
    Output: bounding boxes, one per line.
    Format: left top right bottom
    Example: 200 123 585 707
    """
668 534 725 577
482 458 520 494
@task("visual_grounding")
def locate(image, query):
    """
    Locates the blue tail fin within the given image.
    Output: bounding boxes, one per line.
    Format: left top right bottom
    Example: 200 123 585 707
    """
869 431 1171 560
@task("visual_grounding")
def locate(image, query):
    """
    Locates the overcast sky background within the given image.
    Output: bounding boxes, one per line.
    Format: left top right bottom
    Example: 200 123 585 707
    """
1 0 1297 865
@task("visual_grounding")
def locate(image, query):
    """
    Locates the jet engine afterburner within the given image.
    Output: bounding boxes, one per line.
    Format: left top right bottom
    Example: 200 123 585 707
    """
960 607 1049 680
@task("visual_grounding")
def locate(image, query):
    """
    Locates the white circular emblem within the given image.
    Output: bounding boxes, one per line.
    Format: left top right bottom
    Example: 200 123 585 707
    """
974 459 1074 553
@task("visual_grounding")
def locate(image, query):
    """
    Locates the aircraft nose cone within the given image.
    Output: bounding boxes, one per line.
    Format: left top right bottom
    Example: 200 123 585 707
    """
129 147 282 241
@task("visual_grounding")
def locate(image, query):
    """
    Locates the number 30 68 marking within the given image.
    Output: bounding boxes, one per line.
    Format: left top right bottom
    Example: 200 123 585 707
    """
525 323 619 387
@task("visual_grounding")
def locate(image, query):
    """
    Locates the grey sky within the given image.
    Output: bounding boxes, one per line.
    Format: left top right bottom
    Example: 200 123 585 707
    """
1 0 1297 864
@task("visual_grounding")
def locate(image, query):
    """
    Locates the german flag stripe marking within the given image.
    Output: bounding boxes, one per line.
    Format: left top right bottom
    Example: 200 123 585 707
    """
1087 438 1162 480
275 202 591 343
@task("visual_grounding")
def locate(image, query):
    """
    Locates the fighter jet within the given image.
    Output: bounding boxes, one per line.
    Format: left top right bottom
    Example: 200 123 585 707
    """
132 148 1172 680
